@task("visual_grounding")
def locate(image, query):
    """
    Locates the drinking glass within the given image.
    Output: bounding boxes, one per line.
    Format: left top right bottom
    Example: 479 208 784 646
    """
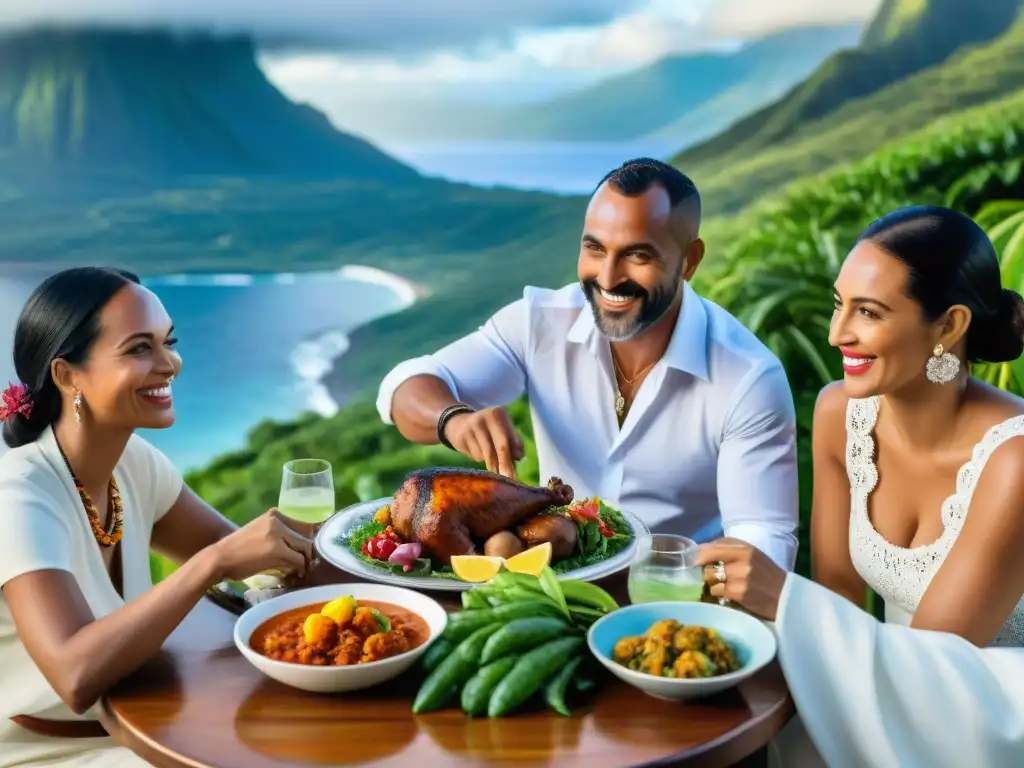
627 534 704 604
278 459 336 525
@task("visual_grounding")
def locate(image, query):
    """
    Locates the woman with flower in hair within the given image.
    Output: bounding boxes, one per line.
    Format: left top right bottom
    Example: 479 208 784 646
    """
0 267 316 766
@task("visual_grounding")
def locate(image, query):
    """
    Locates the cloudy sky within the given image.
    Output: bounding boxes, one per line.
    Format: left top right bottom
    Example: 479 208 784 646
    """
2 0 883 102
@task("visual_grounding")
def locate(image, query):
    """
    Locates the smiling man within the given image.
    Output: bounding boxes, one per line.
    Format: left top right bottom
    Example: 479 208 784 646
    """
376 158 799 569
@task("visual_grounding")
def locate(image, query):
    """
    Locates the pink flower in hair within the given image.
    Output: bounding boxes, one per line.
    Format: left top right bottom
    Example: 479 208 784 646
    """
0 383 33 422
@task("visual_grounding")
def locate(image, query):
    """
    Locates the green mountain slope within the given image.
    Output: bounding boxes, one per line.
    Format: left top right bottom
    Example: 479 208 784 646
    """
0 29 418 182
643 57 841 145
0 176 583 277
673 0 1022 179
674 9 1024 214
860 0 934 46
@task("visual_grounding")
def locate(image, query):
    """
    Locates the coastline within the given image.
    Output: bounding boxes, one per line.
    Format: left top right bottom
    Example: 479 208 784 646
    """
138 265 424 470
143 266 422 418
306 264 424 416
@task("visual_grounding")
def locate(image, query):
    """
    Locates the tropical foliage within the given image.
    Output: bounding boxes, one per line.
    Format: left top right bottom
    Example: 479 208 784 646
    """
696 97 1023 574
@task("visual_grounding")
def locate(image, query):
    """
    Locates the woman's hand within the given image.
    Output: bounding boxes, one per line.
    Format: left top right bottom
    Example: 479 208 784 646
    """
696 538 788 621
208 508 315 582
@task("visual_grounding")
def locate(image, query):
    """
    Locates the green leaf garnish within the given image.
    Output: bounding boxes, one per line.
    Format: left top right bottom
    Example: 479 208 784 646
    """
370 608 391 633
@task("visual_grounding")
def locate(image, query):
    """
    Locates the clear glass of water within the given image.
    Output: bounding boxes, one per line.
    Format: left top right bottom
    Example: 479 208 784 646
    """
627 534 704 604
278 459 336 525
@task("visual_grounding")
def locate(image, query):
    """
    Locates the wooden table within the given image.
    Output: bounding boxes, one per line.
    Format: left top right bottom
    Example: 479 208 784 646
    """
99 564 793 767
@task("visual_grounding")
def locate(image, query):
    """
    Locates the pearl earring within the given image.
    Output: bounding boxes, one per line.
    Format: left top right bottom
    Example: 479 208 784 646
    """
926 344 960 384
73 392 83 427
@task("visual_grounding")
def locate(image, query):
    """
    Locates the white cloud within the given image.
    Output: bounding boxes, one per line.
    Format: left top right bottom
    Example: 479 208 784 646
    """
262 2 717 93
530 5 724 71
263 49 539 88
0 0 644 55
702 0 883 39
263 0 881 95
14 1 883 104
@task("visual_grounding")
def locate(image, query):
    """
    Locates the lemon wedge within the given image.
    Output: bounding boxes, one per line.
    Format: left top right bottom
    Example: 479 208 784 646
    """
450 555 505 583
503 542 552 576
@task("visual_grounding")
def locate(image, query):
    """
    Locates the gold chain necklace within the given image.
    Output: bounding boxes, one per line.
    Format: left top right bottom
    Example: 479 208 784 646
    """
611 357 656 417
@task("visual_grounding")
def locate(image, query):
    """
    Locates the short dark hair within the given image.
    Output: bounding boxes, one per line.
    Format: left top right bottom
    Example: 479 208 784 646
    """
3 266 140 448
858 205 1024 364
597 158 700 210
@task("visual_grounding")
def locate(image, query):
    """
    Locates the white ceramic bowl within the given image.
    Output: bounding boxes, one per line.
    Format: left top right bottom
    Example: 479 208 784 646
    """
587 601 777 701
234 583 448 693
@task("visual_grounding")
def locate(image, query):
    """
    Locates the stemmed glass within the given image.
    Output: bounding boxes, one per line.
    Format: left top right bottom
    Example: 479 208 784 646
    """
627 533 704 604
277 459 336 526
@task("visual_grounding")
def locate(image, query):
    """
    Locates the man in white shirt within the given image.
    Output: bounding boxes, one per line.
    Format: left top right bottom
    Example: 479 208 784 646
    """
376 158 799 569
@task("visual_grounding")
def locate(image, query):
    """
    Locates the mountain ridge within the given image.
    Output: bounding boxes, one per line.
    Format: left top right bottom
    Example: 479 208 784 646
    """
674 0 1023 169
0 28 418 184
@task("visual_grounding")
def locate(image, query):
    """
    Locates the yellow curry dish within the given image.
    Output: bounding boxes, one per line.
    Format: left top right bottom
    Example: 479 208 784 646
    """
251 595 430 667
612 619 741 679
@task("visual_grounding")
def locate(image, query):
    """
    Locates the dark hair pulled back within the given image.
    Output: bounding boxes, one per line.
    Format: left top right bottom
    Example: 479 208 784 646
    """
858 205 1024 364
3 267 140 448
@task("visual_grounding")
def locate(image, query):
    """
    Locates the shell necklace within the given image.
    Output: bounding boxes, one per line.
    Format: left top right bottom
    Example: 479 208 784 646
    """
56 441 123 547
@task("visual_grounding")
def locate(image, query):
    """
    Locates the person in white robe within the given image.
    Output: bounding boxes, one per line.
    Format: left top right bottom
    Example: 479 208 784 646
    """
698 541 1024 768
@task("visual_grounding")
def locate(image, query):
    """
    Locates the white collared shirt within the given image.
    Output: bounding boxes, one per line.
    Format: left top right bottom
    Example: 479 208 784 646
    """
376 281 800 570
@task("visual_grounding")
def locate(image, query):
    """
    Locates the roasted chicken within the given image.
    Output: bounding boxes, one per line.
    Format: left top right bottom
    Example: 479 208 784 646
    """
390 468 573 564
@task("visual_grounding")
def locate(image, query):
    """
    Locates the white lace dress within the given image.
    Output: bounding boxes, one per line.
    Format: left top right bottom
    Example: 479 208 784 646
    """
768 397 1024 767
846 395 1024 647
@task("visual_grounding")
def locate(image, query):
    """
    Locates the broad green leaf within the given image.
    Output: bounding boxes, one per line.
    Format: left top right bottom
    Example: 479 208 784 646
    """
784 326 835 386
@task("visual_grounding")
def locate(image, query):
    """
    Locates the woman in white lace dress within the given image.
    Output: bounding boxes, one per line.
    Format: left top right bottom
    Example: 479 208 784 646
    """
696 206 1024 766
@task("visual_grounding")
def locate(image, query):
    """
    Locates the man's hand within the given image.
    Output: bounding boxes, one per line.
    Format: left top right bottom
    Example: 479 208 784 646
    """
443 406 525 478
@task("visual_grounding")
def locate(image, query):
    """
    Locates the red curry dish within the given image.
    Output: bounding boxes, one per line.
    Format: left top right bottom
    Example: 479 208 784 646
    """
250 594 430 666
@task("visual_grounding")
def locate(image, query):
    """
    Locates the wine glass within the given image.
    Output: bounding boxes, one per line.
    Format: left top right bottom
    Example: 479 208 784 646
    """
627 533 704 604
278 459 336 525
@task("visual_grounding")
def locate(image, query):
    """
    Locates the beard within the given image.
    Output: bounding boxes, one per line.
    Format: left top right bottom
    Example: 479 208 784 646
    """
581 270 681 342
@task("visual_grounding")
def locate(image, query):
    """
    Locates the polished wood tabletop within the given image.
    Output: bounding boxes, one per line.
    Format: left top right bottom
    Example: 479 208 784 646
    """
99 564 793 768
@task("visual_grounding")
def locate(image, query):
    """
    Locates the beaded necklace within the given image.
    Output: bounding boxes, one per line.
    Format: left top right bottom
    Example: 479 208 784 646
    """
55 442 123 547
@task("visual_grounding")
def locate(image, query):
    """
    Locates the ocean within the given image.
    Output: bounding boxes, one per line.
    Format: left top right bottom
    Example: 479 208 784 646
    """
383 140 681 194
0 140 669 471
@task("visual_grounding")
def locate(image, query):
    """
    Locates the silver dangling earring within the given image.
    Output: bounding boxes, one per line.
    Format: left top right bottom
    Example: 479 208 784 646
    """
926 343 960 384
73 391 83 428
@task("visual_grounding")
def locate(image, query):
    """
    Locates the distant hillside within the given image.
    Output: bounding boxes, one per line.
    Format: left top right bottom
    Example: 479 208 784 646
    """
674 1 1024 213
488 24 863 143
326 25 861 143
676 0 1021 168
642 47 848 145
0 29 418 183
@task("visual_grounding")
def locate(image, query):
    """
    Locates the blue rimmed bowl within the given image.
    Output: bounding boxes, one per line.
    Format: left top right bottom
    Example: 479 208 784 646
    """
587 601 777 700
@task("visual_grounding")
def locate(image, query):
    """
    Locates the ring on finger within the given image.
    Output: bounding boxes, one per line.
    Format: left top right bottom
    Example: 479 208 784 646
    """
714 561 727 584
718 596 731 606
